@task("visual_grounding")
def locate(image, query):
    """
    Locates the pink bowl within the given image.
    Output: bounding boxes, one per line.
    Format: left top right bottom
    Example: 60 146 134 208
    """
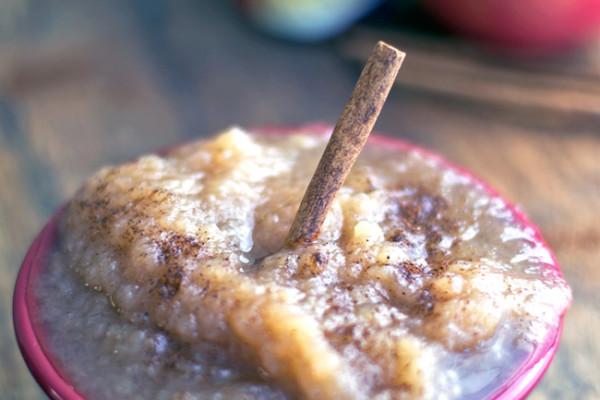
14 126 568 400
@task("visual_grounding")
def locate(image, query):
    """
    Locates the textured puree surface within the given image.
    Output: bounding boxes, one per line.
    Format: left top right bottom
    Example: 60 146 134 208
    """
34 126 571 400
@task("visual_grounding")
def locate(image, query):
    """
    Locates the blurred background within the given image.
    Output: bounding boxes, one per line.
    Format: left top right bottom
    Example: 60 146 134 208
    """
1 0 599 399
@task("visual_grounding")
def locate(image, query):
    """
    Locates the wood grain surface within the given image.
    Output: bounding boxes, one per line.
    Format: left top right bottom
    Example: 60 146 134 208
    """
1 1 598 399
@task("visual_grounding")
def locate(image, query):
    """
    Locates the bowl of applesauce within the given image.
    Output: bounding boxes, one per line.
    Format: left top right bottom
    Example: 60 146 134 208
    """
14 125 571 400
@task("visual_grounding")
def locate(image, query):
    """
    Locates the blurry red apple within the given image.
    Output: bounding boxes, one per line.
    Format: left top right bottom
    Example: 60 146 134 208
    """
421 0 600 53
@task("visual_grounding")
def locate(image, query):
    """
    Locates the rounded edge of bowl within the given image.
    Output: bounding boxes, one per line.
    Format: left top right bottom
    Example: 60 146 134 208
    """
13 210 85 400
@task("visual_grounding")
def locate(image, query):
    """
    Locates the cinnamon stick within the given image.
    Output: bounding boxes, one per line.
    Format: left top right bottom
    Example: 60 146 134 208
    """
285 41 405 248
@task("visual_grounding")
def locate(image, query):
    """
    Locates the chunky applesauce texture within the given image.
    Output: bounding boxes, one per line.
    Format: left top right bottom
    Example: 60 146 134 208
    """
35 126 571 400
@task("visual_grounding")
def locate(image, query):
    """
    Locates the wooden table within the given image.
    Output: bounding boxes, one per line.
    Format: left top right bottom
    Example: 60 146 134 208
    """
1 1 598 399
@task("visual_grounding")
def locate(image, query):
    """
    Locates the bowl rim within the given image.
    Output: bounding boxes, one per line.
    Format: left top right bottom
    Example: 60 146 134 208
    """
13 208 85 400
13 126 568 400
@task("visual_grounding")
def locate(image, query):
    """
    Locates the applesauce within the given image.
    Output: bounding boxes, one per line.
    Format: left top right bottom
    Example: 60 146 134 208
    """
33 126 571 400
